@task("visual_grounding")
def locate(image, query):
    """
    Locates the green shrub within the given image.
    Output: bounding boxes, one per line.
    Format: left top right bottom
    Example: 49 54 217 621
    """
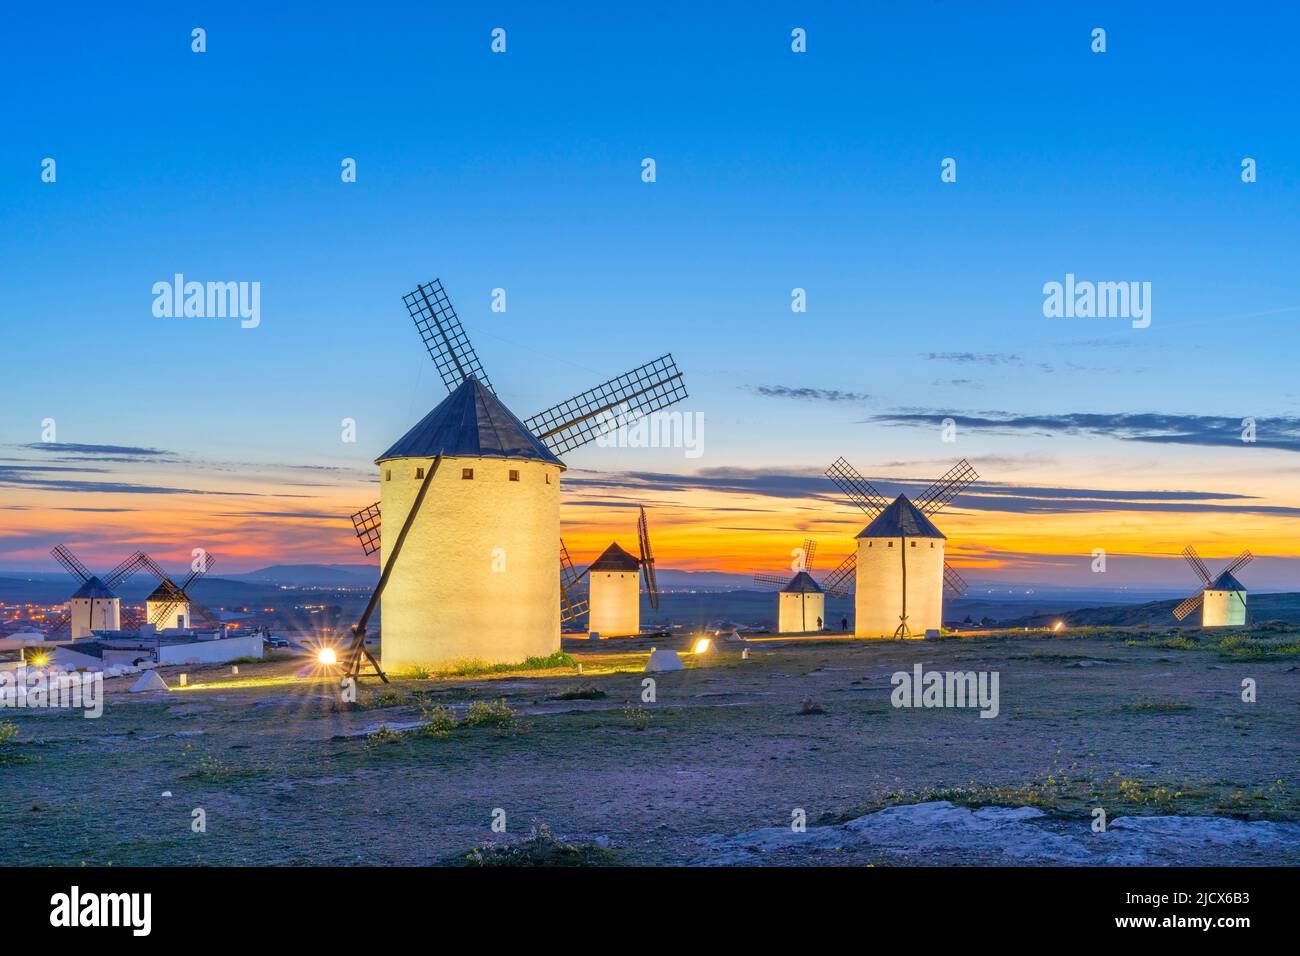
415 703 460 738
463 698 518 729
623 706 652 731
450 824 617 867
445 651 577 677
0 721 18 759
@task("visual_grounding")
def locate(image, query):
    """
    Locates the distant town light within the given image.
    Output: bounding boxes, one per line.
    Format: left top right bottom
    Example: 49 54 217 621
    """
1053 621 1065 632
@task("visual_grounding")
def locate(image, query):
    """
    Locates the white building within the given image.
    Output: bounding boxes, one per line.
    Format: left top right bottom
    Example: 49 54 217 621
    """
1201 570 1248 626
777 571 825 634
376 377 565 671
854 495 945 638
68 576 120 639
587 542 642 637
38 629 264 671
145 581 190 630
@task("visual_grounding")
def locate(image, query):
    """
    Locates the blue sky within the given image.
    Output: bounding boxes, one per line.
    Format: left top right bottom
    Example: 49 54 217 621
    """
3 2 1300 586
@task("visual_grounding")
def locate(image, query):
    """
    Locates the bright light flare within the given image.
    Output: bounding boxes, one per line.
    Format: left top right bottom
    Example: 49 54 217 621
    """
692 638 712 654
317 647 338 666
1052 621 1065 632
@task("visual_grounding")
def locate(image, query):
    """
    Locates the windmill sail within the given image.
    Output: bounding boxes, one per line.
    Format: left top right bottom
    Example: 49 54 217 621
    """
404 278 494 394
351 501 382 556
50 545 92 583
526 354 687 456
637 506 659 610
755 538 823 590
824 458 889 517
1182 545 1213 585
799 539 817 572
821 553 856 598
914 459 979 516
1220 550 1254 578
943 563 969 597
1172 590 1204 621
559 539 590 626
101 552 148 590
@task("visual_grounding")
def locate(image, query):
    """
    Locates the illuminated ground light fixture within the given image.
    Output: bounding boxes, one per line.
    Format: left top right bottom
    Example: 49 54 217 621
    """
317 647 338 666
692 637 712 654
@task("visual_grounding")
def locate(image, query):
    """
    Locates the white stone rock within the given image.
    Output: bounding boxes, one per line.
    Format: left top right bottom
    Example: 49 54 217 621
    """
645 649 683 672
694 800 1300 866
129 671 170 693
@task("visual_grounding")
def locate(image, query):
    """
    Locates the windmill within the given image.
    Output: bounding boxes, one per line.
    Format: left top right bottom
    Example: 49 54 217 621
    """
131 553 220 631
1173 546 1253 627
753 539 827 634
824 457 978 638
343 278 687 679
581 505 661 637
47 546 149 638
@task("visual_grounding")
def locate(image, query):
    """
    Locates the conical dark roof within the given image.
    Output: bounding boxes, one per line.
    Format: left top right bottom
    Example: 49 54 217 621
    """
856 495 946 539
71 576 116 599
781 570 823 593
588 541 641 572
376 377 564 467
147 580 188 602
1209 570 1246 592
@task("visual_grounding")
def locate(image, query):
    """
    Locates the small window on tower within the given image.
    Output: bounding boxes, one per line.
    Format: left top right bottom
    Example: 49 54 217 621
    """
930 542 935 548
545 473 551 484
509 470 520 482
910 541 916 548
462 468 474 480
385 470 391 481
888 541 894 548
415 467 424 479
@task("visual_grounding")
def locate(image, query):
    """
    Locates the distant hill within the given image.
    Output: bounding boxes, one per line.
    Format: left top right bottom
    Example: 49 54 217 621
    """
643 569 753 591
230 564 378 587
1001 592 1300 628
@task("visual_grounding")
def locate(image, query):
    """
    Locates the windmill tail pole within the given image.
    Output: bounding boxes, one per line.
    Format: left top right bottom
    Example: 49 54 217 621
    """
894 534 909 638
346 455 444 680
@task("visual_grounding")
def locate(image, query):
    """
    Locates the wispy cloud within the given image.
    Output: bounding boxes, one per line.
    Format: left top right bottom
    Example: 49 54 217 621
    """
863 411 1300 452
922 352 1023 365
922 352 1054 373
19 442 174 457
212 510 348 521
567 467 1300 517
746 385 870 403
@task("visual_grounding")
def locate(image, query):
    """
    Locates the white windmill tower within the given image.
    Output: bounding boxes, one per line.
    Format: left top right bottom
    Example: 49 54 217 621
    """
582 506 660 637
753 539 830 634
1173 546 1252 627
47 546 149 639
824 458 978 638
344 278 687 679
135 553 219 631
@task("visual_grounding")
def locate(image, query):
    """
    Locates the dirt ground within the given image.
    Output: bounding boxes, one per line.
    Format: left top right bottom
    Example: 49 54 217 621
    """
2 627 1297 866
